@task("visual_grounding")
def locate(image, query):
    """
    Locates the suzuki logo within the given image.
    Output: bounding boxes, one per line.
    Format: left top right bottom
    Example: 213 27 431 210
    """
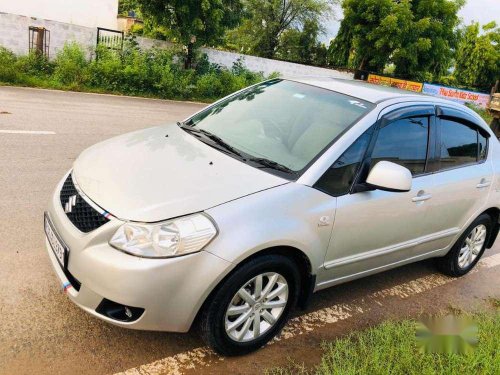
64 195 77 213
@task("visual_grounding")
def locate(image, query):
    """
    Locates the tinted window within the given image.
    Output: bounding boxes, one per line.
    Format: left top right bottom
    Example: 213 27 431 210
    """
479 133 488 161
370 117 429 175
440 119 478 169
315 129 372 196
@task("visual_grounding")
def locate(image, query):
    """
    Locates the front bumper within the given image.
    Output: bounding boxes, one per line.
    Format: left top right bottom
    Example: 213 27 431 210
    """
45 175 232 332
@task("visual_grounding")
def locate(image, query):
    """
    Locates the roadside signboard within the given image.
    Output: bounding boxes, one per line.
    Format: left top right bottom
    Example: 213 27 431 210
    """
422 83 491 109
367 74 423 93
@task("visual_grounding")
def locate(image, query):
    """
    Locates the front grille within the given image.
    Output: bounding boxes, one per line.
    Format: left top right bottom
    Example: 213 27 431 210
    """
60 174 109 233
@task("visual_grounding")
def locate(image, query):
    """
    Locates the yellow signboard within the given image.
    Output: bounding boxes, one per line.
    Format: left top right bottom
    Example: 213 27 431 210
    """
367 74 423 93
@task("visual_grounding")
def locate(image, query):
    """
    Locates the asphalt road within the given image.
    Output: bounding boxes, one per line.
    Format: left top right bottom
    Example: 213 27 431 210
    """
0 86 499 375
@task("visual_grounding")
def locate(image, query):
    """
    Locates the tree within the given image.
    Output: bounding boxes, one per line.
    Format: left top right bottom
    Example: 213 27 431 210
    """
228 0 335 58
331 0 414 72
454 22 500 90
331 0 464 79
392 0 465 81
135 0 244 67
119 0 140 16
327 21 353 68
276 19 326 65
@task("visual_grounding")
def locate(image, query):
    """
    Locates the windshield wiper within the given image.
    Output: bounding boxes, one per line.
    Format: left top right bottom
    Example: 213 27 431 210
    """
178 122 294 175
198 129 243 157
245 157 295 174
178 122 243 157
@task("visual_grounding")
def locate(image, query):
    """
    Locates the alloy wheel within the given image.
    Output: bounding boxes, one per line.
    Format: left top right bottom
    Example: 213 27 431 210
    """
224 272 288 342
458 224 487 269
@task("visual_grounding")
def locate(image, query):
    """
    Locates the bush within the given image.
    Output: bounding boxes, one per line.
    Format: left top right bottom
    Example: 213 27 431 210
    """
16 52 54 77
53 42 88 86
0 43 268 102
0 47 20 83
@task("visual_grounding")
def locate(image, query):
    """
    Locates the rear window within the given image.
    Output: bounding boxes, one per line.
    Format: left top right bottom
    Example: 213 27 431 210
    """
440 119 482 169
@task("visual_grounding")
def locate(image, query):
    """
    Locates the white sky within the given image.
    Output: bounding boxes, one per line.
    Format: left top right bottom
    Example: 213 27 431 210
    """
0 0 118 29
322 0 500 42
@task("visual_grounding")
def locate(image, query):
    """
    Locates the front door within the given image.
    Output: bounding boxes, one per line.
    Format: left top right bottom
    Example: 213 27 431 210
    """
317 106 437 286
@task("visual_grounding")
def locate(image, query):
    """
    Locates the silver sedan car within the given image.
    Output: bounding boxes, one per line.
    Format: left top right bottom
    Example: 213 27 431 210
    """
45 78 500 355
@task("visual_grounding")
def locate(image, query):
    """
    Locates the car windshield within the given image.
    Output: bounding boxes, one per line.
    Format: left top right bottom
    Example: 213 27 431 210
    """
182 79 374 177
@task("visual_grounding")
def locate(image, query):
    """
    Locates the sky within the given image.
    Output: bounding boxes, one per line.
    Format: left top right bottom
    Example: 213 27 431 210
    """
322 0 500 42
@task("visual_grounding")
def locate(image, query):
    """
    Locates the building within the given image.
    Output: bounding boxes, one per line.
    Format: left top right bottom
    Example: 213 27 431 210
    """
0 0 118 29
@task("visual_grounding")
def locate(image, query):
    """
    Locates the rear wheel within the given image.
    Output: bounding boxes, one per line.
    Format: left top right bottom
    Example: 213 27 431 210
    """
200 254 300 355
437 214 492 277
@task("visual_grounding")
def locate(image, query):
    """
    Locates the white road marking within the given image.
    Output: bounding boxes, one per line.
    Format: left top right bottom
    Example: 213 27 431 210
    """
116 253 500 375
0 129 56 135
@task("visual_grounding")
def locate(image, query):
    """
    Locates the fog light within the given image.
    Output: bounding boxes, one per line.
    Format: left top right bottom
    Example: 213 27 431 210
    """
95 299 144 322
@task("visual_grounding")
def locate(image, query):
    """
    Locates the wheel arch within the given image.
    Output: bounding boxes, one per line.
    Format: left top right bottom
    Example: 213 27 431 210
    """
482 207 500 248
193 246 315 329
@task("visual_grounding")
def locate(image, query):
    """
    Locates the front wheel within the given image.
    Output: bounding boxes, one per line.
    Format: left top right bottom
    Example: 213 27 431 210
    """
200 254 300 355
437 214 492 277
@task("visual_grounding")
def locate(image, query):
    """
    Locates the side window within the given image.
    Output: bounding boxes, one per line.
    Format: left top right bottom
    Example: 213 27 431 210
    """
370 117 429 176
314 129 372 196
478 132 488 161
439 119 478 170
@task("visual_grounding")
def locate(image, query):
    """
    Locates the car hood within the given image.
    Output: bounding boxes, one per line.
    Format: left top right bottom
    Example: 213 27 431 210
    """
72 123 288 222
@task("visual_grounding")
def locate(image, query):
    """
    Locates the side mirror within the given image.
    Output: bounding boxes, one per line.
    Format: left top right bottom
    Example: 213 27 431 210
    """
366 161 412 192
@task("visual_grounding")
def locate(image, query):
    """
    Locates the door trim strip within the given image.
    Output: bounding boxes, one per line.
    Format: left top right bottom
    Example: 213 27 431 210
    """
323 227 460 270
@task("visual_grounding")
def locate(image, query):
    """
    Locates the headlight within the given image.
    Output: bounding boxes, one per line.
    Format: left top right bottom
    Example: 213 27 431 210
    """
109 213 217 258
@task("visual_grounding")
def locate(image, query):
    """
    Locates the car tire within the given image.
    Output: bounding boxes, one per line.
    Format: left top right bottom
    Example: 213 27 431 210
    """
437 214 492 277
200 254 300 356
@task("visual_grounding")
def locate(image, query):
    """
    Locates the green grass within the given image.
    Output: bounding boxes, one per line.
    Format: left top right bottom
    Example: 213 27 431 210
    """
268 311 500 375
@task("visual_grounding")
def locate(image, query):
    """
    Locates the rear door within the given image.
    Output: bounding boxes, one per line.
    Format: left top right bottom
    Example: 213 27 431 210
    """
413 107 494 255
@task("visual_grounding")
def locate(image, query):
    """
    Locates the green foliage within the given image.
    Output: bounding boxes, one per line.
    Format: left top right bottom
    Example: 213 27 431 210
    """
227 0 335 59
54 42 87 86
16 52 54 77
276 19 328 65
327 21 353 68
132 0 245 68
118 0 140 16
330 0 465 81
454 22 500 90
0 43 266 102
0 47 21 83
392 0 465 81
330 0 414 72
135 0 244 50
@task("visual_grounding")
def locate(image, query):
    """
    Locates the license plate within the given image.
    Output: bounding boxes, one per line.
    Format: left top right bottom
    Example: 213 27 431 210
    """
44 213 68 268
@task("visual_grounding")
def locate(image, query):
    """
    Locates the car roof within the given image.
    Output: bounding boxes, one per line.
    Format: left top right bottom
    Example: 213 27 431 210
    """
283 76 491 132
287 77 425 104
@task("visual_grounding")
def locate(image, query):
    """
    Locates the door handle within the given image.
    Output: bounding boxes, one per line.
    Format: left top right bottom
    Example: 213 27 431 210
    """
476 179 491 189
412 191 432 203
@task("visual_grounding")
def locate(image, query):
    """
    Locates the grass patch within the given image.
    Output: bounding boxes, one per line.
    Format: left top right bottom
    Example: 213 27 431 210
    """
268 312 499 375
